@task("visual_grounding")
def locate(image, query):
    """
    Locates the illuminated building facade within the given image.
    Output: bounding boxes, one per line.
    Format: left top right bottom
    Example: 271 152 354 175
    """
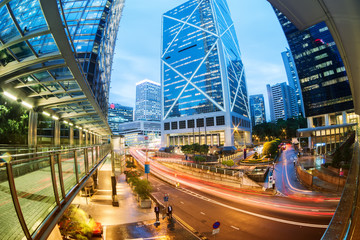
108 103 133 135
249 94 266 126
135 79 161 122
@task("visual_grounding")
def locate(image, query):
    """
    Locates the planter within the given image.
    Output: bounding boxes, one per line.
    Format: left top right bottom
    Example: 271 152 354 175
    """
139 198 152 208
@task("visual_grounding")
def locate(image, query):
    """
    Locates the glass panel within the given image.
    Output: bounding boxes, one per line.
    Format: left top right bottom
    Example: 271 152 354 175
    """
49 67 73 79
0 163 24 239
28 34 58 55
76 149 86 179
0 7 20 42
9 41 34 60
13 156 56 235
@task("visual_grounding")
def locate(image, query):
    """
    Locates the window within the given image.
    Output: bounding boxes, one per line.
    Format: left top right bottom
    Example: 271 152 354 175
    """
196 118 204 128
188 119 195 128
171 122 178 130
216 116 225 126
164 122 170 130
206 117 214 126
179 120 186 129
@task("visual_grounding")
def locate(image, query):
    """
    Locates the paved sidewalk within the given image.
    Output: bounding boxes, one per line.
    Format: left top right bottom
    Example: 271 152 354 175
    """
72 158 198 239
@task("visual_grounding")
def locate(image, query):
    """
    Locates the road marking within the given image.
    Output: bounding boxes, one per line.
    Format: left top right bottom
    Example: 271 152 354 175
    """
200 212 205 215
180 201 184 204
231 225 240 230
178 188 328 228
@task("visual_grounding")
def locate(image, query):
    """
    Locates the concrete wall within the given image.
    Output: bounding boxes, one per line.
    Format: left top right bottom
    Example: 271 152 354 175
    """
296 165 313 187
314 169 346 186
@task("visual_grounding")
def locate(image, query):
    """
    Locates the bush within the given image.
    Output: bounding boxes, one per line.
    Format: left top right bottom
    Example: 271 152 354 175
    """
194 155 206 162
222 160 234 167
263 141 278 157
59 205 94 239
134 179 152 199
126 160 136 168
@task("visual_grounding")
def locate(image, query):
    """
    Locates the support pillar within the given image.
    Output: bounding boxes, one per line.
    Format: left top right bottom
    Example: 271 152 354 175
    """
325 114 330 126
85 131 88 146
307 117 313 128
28 110 38 147
79 129 83 146
54 120 60 147
69 125 74 146
90 133 93 145
342 111 347 124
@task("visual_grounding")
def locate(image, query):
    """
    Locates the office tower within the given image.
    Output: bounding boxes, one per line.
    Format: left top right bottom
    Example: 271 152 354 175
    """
267 83 298 122
108 103 133 135
281 48 305 117
275 9 357 154
135 79 161 122
0 0 124 143
161 0 251 148
249 95 266 126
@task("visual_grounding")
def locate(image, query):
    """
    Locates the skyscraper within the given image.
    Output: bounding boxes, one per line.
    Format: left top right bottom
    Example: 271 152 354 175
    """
281 48 305 117
135 79 161 122
108 103 133 135
275 9 357 154
161 0 251 148
267 83 298 122
249 95 266 126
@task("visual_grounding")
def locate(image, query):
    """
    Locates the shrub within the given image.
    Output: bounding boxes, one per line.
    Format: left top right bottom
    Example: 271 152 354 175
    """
126 160 136 168
194 155 206 162
134 179 152 199
222 160 234 167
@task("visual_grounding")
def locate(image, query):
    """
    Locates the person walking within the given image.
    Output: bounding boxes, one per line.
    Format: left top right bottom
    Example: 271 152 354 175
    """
154 204 160 223
167 205 173 219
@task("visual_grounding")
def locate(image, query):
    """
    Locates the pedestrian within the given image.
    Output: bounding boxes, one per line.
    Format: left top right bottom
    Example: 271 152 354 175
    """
154 204 160 223
167 205 173 219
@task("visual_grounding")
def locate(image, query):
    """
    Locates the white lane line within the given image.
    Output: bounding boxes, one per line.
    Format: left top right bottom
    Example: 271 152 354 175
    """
231 226 240 230
200 212 205 215
103 225 106 240
180 201 184 204
179 189 328 229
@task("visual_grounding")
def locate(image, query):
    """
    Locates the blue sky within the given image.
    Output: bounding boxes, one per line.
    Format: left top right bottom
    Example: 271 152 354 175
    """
109 0 290 120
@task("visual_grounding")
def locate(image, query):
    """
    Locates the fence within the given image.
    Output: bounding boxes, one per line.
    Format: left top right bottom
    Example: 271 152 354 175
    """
0 144 111 240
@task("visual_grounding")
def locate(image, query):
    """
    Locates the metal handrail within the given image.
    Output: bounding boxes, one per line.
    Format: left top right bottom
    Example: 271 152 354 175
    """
0 144 111 240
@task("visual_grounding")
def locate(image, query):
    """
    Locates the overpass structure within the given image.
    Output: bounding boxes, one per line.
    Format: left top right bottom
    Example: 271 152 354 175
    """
267 0 360 239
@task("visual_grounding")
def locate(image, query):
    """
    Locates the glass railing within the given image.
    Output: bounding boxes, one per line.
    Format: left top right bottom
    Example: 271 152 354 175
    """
0 144 110 239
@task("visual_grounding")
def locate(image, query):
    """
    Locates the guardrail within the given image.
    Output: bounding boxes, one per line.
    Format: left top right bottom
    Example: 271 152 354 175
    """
322 136 360 239
218 151 242 162
155 158 244 178
0 144 111 240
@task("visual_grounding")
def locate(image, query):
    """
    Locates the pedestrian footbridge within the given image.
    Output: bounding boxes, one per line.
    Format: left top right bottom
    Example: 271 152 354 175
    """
0 144 110 240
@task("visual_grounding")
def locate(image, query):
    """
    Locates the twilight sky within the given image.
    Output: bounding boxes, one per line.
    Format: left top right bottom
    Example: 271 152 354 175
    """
109 0 290 120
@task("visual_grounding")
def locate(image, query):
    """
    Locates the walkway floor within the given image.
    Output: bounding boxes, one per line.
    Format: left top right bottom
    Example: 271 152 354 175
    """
72 158 197 239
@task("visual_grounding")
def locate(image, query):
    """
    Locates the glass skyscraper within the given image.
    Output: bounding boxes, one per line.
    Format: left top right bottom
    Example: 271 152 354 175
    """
267 82 298 122
275 9 353 118
249 94 266 126
135 79 161 122
161 0 250 148
0 0 124 137
281 48 305 117
108 103 133 135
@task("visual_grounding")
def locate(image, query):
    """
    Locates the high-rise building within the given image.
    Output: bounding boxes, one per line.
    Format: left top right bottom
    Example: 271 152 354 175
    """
267 83 298 122
108 103 133 135
161 0 251 148
249 95 266 126
0 0 124 143
281 48 305 117
135 79 161 122
275 9 358 154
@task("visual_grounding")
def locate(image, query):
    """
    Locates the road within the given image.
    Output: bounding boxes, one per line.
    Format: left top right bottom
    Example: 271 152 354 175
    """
130 148 339 240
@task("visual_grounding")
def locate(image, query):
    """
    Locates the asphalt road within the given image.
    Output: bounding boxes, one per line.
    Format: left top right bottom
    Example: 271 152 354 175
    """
131 149 338 240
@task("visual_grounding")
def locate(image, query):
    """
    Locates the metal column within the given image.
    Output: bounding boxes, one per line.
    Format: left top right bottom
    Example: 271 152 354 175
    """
28 110 38 147
54 119 60 147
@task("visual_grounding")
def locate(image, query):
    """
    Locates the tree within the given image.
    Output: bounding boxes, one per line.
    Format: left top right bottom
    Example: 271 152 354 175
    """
181 145 192 154
263 140 278 157
192 143 201 154
134 179 152 199
194 155 206 162
199 144 209 155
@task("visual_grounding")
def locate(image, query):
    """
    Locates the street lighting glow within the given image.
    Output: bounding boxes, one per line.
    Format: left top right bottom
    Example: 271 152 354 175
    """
69 123 74 126
21 101 33 109
63 120 68 124
4 91 17 101
43 111 50 116
52 116 59 120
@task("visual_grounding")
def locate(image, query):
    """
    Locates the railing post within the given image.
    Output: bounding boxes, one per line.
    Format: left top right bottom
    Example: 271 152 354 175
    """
50 154 60 206
92 147 95 168
84 148 89 173
96 146 99 163
6 162 32 239
57 152 66 199
74 150 79 183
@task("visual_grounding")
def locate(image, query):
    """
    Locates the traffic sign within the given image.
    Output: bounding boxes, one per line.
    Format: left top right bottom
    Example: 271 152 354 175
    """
144 162 150 174
212 228 220 235
213 221 220 229
164 193 169 202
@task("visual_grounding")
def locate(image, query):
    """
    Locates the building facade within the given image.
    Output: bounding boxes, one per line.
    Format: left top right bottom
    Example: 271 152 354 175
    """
117 121 161 147
135 79 161 122
161 0 251 148
267 82 298 122
275 9 358 154
108 103 133 135
281 48 305 117
249 94 266 126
